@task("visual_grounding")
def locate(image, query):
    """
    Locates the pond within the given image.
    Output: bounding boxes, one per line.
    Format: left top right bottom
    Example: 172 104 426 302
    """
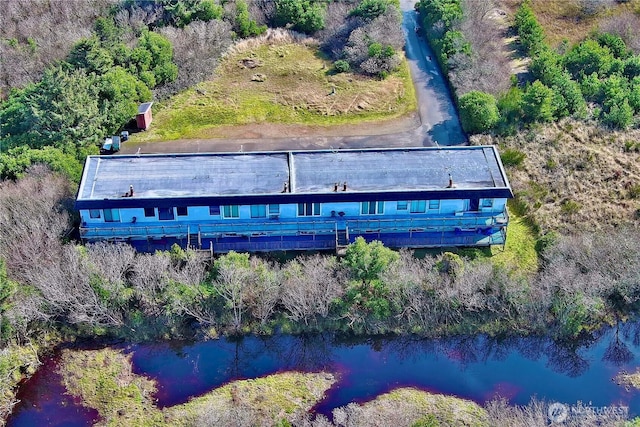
8 323 640 426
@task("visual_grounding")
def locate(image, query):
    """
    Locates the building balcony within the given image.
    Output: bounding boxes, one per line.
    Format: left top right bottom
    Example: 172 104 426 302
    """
79 210 509 244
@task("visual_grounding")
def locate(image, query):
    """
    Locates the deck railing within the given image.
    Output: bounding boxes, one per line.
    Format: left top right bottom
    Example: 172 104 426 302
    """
80 210 509 242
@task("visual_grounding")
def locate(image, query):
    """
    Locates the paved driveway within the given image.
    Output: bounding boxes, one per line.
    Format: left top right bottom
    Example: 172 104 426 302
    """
121 1 466 155
400 0 466 146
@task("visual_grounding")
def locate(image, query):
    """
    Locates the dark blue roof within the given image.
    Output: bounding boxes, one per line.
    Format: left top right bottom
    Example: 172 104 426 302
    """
137 102 153 114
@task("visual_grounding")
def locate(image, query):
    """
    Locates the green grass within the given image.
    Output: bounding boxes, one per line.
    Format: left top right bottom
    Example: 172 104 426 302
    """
358 388 488 427
131 42 416 143
489 205 539 275
0 343 42 419
441 203 539 276
166 371 335 425
59 349 163 426
59 348 335 427
59 349 495 427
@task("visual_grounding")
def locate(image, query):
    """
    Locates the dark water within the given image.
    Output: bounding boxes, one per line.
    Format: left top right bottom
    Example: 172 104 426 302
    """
8 324 640 426
8 357 98 427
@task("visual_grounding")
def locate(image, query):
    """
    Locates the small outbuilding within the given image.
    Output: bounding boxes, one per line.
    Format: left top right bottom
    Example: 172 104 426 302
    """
136 102 153 130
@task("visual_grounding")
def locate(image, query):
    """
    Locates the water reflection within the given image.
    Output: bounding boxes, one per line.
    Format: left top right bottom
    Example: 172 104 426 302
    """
8 325 640 426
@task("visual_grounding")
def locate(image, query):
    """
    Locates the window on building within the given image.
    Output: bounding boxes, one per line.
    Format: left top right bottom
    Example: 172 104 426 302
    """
428 200 440 210
361 201 384 215
223 205 240 218
268 204 280 215
104 209 120 222
297 203 320 216
209 206 220 215
144 207 155 217
481 198 494 208
158 207 175 221
397 201 408 210
251 205 266 218
89 209 101 219
410 200 426 213
176 206 188 216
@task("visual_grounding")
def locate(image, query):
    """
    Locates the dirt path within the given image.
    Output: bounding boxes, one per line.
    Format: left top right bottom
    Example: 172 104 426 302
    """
121 113 421 154
121 0 466 155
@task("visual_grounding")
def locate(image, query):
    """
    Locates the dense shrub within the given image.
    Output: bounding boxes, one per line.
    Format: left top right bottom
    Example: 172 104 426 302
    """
118 0 222 29
0 0 118 97
0 16 181 157
500 148 526 168
529 49 563 86
416 0 471 79
596 32 629 59
522 80 555 122
0 146 87 182
418 0 462 28
551 73 587 118
602 98 634 129
458 91 500 134
2 169 640 344
564 39 615 79
350 0 392 20
0 67 104 149
274 0 326 34
234 0 267 38
333 59 350 73
623 56 640 79
341 4 404 77
514 1 545 55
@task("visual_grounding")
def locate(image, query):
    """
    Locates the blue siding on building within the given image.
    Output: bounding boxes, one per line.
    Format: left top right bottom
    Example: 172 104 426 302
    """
76 147 513 252
80 200 509 252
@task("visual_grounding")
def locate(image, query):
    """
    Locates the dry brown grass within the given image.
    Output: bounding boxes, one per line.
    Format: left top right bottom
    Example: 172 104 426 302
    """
213 36 410 118
501 0 640 47
471 120 640 234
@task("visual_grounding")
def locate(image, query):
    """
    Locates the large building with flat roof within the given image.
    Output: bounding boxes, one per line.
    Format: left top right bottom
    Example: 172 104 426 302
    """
75 146 513 253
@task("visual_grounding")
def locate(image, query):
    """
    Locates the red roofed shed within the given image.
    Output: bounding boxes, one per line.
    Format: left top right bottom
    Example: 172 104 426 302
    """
136 102 153 130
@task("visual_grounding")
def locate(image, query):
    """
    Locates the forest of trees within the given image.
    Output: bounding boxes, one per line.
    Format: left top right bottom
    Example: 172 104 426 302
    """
416 0 640 133
2 168 639 346
0 0 404 181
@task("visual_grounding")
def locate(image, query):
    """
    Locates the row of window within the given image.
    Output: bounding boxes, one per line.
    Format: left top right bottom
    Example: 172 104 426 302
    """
89 199 494 222
91 204 288 222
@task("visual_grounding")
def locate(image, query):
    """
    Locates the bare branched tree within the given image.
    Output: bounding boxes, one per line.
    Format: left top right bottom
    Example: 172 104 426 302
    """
281 255 345 325
129 251 172 317
0 0 118 97
245 257 282 326
317 1 360 59
158 19 233 98
450 0 512 96
213 259 253 330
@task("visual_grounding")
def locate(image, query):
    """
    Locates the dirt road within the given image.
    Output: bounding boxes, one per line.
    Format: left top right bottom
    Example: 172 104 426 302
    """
121 1 466 155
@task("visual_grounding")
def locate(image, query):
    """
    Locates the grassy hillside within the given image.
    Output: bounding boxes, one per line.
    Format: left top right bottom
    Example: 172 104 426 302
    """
502 0 640 48
472 120 640 234
130 33 416 142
